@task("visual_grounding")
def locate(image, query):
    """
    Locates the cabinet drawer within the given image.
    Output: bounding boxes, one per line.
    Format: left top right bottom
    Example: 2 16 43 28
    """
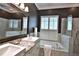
51 50 68 56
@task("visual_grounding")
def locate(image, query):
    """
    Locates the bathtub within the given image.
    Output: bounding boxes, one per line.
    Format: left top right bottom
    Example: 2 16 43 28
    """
39 41 68 52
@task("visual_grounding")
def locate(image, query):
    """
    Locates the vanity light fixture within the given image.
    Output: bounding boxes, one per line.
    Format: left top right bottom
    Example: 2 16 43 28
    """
19 3 25 10
14 3 29 12
24 6 29 12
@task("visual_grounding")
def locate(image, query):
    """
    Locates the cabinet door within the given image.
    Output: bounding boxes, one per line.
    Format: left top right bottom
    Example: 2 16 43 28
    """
25 45 39 56
25 49 33 56
32 45 39 56
44 48 51 56
51 50 68 56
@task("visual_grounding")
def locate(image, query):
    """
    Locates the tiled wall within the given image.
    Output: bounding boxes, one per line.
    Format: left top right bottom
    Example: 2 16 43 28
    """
61 18 67 35
71 18 79 55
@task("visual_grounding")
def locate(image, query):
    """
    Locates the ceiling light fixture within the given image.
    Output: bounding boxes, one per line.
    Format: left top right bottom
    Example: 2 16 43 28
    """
14 3 29 12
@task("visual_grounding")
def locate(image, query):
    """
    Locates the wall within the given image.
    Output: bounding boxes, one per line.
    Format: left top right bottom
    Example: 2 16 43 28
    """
61 18 67 34
60 18 79 55
28 14 37 33
70 18 79 55
25 3 38 34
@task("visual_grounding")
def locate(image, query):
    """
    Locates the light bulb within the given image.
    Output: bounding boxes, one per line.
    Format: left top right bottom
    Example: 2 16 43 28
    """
20 3 25 9
24 6 29 12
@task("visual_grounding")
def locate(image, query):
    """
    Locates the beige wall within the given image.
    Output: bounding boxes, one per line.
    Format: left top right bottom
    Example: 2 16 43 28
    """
61 18 67 35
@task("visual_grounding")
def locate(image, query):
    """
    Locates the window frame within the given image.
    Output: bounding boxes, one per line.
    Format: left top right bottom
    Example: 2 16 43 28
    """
41 15 59 30
49 16 58 30
41 16 49 30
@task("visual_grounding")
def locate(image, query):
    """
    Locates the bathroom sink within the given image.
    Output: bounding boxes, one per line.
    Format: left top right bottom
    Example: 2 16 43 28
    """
0 43 25 56
40 42 66 52
22 37 39 42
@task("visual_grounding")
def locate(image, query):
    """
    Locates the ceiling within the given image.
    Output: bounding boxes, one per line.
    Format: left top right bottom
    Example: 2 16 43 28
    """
35 3 79 10
0 3 21 13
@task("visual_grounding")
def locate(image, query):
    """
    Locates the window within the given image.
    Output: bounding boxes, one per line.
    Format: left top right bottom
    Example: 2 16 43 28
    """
41 15 58 30
50 16 58 30
41 16 48 29
67 15 72 31
9 20 18 28
23 17 28 28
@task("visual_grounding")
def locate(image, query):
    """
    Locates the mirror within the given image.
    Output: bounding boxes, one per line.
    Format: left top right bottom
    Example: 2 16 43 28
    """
0 17 27 39
61 15 72 36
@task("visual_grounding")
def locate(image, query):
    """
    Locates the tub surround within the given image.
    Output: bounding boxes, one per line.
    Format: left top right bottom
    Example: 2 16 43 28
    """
39 40 69 56
39 41 68 53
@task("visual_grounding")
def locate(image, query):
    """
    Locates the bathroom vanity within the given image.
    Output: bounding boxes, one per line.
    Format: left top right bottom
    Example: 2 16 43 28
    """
0 37 39 56
0 43 26 56
19 37 39 56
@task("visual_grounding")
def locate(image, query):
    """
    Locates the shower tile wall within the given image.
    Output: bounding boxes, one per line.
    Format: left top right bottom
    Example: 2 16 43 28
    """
70 18 79 55
61 18 67 35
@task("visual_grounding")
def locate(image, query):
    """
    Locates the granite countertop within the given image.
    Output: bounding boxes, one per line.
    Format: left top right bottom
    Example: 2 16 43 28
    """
17 37 39 53
0 37 39 54
18 41 36 52
21 37 39 42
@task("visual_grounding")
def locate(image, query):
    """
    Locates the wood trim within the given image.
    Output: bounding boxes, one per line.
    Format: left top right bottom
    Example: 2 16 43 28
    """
0 34 27 44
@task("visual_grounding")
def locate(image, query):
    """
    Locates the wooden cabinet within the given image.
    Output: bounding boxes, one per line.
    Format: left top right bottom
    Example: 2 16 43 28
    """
32 44 39 56
25 48 33 56
25 43 39 56
16 49 26 56
51 50 68 56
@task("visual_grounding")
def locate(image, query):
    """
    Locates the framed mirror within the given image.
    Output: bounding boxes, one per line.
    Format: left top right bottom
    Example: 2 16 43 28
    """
0 17 28 40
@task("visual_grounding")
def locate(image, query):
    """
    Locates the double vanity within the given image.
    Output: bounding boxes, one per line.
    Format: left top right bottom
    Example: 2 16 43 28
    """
0 37 39 56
